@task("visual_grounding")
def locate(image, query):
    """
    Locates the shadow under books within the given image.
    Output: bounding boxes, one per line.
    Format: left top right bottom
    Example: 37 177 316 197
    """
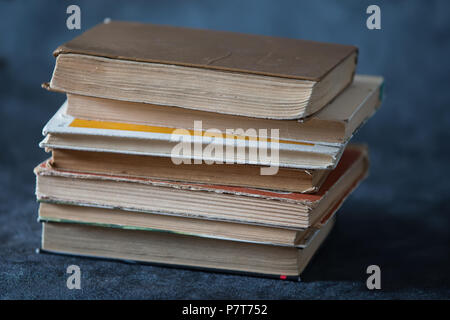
301 201 450 291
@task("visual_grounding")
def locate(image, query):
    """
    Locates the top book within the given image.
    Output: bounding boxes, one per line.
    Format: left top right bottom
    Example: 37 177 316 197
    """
47 21 358 120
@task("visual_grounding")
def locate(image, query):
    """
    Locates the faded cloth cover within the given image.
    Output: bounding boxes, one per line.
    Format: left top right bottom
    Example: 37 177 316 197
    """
53 21 357 81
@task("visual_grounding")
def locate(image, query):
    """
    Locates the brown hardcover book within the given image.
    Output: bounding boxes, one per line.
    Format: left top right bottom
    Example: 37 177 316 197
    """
49 149 330 193
46 21 357 119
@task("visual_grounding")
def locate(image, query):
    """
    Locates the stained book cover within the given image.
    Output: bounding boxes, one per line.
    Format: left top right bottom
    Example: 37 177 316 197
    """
52 21 357 81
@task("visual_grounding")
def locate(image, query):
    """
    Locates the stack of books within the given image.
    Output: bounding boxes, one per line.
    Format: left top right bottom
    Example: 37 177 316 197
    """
35 21 383 280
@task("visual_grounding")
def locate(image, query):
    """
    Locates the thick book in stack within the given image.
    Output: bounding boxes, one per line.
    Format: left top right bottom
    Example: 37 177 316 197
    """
36 21 383 280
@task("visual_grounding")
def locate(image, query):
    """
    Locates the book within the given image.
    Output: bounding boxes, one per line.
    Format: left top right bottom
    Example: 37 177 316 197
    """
40 215 336 279
40 76 382 170
65 75 383 145
45 21 358 120
49 149 330 193
38 202 330 247
35 145 368 230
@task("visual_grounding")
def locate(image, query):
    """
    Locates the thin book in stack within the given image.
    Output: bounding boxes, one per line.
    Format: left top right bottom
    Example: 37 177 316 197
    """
36 21 383 280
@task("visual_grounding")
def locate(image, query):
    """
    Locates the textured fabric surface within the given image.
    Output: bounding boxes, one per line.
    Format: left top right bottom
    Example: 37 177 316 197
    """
0 0 449 299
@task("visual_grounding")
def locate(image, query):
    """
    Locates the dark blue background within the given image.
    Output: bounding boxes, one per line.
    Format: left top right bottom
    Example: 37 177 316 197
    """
1 0 449 299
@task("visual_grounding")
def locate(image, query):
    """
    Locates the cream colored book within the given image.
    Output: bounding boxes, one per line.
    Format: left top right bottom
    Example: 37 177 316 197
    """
65 75 383 145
